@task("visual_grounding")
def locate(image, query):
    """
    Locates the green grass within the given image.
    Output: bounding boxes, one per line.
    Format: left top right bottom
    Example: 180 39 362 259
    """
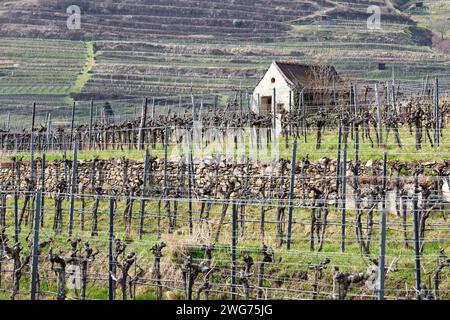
0 194 448 300
2 125 447 163
1 0 449 114
0 38 87 108
0 126 448 300
410 1 450 39
65 41 96 105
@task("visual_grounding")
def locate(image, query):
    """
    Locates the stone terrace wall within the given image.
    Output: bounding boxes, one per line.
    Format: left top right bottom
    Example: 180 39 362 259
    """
0 158 447 200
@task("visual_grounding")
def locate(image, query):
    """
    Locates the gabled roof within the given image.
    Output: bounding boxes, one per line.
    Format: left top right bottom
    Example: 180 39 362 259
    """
272 61 338 87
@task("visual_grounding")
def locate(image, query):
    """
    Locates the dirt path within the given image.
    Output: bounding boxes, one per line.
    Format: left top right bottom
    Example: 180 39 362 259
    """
67 41 95 103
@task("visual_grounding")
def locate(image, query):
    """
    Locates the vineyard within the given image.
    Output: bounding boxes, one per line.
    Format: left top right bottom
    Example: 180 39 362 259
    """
0 77 449 301
0 0 450 304
1 0 450 110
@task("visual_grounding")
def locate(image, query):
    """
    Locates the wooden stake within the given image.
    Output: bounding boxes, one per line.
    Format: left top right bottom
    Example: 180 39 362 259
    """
29 189 41 300
340 126 348 252
68 143 77 237
139 98 148 150
108 196 115 301
377 152 387 300
88 100 94 150
434 78 440 147
286 139 297 250
230 201 237 300
70 101 76 146
138 148 150 240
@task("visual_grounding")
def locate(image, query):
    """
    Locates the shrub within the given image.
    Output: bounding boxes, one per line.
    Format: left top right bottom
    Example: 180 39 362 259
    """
232 19 244 28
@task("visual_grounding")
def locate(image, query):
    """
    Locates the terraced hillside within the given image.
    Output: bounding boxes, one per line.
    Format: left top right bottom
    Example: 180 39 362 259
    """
403 0 450 54
0 37 88 108
0 0 321 41
0 0 449 110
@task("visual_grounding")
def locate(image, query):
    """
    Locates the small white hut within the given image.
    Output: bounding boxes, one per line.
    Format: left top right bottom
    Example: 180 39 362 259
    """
252 61 339 127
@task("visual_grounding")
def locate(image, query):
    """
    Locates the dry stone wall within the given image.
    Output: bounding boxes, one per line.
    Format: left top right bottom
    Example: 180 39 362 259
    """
0 158 447 201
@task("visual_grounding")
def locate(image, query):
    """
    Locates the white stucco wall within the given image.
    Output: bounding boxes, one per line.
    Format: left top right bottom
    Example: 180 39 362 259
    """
252 62 293 114
252 62 293 133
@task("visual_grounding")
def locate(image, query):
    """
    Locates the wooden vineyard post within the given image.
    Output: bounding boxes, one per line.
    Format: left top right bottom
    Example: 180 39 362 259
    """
0 191 4 228
70 101 76 146
30 132 35 187
353 89 360 251
191 94 196 122
163 126 169 199
295 91 301 139
139 98 148 150
46 113 51 151
151 97 155 120
230 201 237 300
29 131 36 231
391 84 397 115
377 152 388 300
88 100 94 150
272 88 276 134
421 76 425 95
257 93 261 115
349 82 353 112
301 90 307 143
375 84 382 147
332 75 337 108
247 90 255 151
354 84 360 176
340 125 348 252
434 78 440 147
260 201 265 243
138 148 150 240
68 143 77 238
199 99 204 123
286 139 297 250
156 196 162 241
289 90 292 113
162 127 171 233
240 90 243 117
392 66 395 88
188 148 194 235
257 247 264 300
6 111 10 131
288 91 292 139
108 196 115 301
412 191 422 300
29 189 41 300
40 154 45 227
335 125 342 209
13 191 19 243
63 145 68 183
31 102 36 134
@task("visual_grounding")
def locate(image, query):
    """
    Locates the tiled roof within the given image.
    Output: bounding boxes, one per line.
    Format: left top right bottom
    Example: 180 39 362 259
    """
273 61 338 87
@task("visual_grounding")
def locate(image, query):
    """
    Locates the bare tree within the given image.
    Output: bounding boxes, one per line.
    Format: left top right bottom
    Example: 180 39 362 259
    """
432 18 450 40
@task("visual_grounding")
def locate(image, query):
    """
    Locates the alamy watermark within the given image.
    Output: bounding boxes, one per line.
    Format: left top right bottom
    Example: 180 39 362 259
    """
67 5 81 30
67 265 82 290
367 5 381 30
169 121 280 163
